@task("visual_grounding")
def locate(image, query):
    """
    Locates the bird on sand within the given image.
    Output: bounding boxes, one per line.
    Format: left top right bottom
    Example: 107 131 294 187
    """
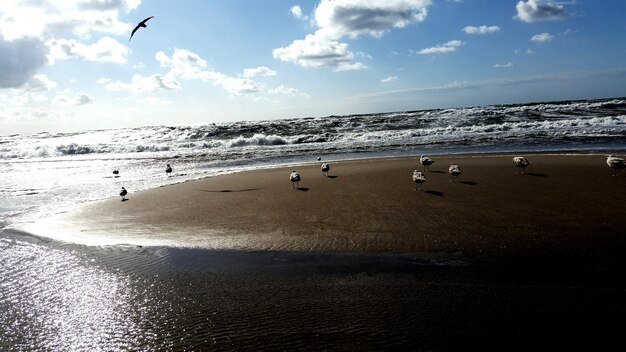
290 171 301 188
120 187 128 200
606 155 625 176
412 170 426 191
321 162 330 176
449 163 462 181
419 155 434 171
129 16 154 42
165 163 172 176
513 156 530 174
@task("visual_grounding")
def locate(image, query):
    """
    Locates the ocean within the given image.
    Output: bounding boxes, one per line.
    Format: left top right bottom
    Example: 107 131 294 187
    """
1 97 625 350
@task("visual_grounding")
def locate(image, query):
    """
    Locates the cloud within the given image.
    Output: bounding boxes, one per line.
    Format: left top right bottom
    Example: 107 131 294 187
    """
104 48 263 96
274 0 432 70
314 0 431 39
462 25 501 34
140 96 173 106
0 0 138 40
102 73 181 93
243 66 277 78
515 0 567 23
531 32 553 43
291 5 304 19
273 34 363 70
381 76 398 83
0 37 49 89
53 92 95 106
23 74 58 92
494 62 514 68
47 36 129 64
418 40 463 55
268 85 309 97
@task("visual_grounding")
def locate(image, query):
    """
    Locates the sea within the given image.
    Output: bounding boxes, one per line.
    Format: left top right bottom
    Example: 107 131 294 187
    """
1 97 626 350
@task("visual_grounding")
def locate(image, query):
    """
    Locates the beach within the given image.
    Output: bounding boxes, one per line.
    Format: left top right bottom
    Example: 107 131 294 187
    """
39 153 626 260
5 153 626 350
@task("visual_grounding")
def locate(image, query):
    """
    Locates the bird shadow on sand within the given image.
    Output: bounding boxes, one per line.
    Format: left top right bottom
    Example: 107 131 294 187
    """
121 198 129 202
460 181 478 186
326 175 338 179
526 173 548 177
297 187 310 192
198 188 260 193
428 170 446 174
425 190 444 197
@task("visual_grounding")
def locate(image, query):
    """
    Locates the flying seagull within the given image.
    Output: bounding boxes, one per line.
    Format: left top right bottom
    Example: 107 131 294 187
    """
129 16 154 42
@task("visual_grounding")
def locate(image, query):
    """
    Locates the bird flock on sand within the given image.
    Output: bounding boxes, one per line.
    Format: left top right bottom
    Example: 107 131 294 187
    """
116 163 174 200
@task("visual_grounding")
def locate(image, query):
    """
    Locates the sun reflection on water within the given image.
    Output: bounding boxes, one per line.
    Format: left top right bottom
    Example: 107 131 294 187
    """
0 237 154 350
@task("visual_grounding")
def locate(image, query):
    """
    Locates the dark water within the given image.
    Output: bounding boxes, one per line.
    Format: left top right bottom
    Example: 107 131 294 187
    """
2 232 625 351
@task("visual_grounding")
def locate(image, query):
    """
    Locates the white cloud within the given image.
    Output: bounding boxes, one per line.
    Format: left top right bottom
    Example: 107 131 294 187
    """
494 62 514 68
23 74 57 92
140 96 173 106
268 85 309 97
104 48 263 96
0 0 138 40
103 73 181 93
0 36 49 89
274 0 432 70
531 32 553 43
53 92 95 106
243 66 277 78
273 34 360 69
381 76 398 83
515 0 567 23
462 25 501 34
48 36 129 64
418 40 463 55
291 5 304 19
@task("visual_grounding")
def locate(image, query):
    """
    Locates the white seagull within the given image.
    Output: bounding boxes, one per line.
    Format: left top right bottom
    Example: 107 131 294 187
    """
449 163 462 181
606 155 625 176
420 155 434 171
412 170 426 191
513 156 530 174
321 162 330 176
120 187 128 200
166 163 172 176
290 171 301 188
129 16 154 42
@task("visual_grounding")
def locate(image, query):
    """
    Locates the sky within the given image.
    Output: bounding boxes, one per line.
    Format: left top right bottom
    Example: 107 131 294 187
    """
1 0 625 135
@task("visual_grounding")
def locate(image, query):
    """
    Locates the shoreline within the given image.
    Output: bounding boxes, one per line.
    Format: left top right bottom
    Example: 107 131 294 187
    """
17 152 626 261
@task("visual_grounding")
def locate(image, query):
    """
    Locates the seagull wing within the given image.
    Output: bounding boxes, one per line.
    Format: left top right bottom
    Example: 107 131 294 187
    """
129 16 155 42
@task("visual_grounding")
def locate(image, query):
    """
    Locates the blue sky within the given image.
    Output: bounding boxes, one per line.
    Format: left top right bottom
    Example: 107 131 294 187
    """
1 0 625 134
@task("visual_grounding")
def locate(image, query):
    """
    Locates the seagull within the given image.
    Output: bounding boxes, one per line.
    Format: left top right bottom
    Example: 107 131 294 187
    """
321 162 330 176
120 187 128 201
129 16 154 42
449 163 462 181
513 156 530 174
606 155 625 176
166 163 172 176
420 155 434 171
113 169 120 177
412 170 426 191
290 170 301 188
317 156 322 161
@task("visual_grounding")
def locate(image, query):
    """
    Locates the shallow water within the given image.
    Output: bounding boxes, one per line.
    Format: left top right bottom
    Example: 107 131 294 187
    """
2 233 625 350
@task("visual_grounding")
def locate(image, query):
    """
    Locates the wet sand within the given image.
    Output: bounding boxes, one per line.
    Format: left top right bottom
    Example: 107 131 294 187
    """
46 153 626 260
7 154 626 350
